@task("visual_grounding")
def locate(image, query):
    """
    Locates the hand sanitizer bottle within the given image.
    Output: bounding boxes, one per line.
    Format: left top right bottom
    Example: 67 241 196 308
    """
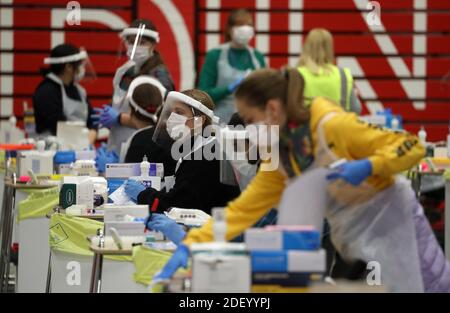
130 156 161 190
418 126 427 145
212 208 226 243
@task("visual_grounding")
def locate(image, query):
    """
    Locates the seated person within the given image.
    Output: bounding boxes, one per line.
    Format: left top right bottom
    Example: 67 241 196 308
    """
124 89 241 215
95 76 176 176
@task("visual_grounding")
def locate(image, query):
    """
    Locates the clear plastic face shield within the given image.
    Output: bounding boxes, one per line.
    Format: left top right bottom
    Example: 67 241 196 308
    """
118 24 159 68
44 48 96 83
126 75 167 124
152 91 220 160
218 126 259 190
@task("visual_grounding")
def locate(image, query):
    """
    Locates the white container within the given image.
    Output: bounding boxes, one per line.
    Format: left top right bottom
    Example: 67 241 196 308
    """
191 242 250 293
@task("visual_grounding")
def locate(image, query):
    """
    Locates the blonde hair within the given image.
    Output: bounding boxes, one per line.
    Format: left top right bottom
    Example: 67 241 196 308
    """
297 28 334 75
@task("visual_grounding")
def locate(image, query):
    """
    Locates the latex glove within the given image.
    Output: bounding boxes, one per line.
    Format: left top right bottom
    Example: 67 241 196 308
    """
99 105 120 128
124 179 146 202
152 244 189 283
90 108 103 127
227 76 245 93
95 146 118 173
145 214 186 245
326 159 372 186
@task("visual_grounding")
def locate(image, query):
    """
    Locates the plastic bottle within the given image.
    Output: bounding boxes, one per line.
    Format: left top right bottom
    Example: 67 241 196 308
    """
36 140 46 152
23 101 36 138
418 126 427 144
140 155 150 177
130 156 161 190
212 208 226 243
391 117 399 130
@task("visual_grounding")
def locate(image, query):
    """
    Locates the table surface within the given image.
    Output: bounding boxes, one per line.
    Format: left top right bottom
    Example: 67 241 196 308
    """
4 177 57 189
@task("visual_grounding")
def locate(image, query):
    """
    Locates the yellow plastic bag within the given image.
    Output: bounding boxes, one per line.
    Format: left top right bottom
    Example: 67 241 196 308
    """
17 187 59 221
49 213 131 262
444 170 450 181
132 246 174 286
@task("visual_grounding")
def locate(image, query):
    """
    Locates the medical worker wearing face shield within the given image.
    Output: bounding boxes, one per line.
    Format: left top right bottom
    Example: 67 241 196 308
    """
94 19 175 154
95 75 177 175
198 9 266 124
33 44 97 143
123 89 241 215
154 68 450 293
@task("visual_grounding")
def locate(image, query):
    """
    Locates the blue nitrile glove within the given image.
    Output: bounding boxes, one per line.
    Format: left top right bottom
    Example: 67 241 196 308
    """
95 145 118 173
227 76 245 93
90 107 103 127
326 159 373 186
145 214 186 245
153 244 189 283
99 105 120 128
124 179 146 202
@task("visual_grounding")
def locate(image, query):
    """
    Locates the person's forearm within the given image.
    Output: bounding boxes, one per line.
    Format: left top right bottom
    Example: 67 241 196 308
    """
88 129 97 145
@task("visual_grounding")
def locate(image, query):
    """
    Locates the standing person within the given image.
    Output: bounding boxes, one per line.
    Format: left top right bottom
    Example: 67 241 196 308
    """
198 9 265 124
33 44 97 143
154 69 450 293
297 28 361 114
94 19 175 154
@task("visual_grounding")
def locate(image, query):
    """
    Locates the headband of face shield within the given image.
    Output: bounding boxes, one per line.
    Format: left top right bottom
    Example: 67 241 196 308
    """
120 27 160 43
44 49 95 82
126 76 167 123
44 50 87 64
168 92 219 125
152 91 220 148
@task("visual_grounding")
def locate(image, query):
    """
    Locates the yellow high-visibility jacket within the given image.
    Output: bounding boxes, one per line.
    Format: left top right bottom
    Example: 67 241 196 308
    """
183 97 425 245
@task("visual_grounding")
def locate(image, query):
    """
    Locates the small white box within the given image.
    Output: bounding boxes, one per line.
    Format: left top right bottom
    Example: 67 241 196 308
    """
287 249 326 272
245 229 283 250
192 254 251 293
18 150 54 176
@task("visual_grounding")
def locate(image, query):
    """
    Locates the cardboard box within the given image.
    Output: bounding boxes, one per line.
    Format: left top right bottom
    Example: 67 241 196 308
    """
245 228 320 251
251 249 326 273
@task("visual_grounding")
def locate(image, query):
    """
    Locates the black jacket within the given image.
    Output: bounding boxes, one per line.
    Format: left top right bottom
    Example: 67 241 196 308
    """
124 126 177 177
137 137 241 215
33 77 96 135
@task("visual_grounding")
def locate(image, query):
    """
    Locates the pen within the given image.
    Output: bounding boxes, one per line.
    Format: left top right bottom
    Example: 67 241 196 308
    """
144 198 160 233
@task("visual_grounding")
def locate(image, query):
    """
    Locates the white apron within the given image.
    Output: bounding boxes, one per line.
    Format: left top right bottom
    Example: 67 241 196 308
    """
108 60 139 153
46 73 88 123
215 43 260 124
286 112 424 292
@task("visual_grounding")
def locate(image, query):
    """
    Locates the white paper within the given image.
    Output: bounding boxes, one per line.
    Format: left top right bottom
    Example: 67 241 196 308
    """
108 184 135 205
277 167 329 235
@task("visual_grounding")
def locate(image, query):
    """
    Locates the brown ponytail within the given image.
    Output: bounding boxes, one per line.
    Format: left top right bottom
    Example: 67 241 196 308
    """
235 68 309 124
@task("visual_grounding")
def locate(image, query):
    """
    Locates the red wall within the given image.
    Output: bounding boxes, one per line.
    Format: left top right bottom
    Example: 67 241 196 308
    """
0 0 449 141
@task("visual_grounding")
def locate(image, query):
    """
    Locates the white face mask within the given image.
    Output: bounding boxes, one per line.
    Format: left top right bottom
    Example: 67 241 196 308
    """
166 112 190 140
246 122 279 148
74 64 85 82
127 44 153 66
232 25 255 46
